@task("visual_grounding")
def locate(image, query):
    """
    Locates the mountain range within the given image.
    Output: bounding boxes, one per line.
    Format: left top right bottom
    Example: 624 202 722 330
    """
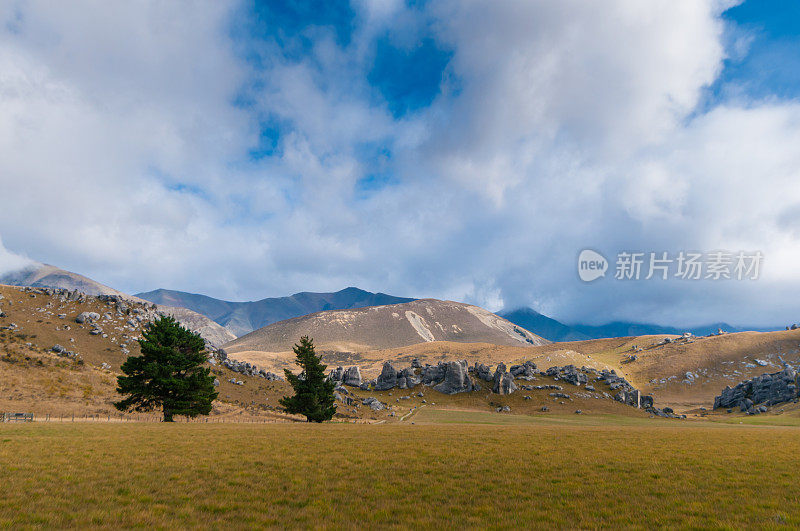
137 286 779 342
497 307 780 341
1 262 780 344
135 287 414 337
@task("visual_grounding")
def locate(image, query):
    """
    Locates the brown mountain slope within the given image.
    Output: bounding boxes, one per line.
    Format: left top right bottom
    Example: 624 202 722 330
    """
0 285 639 422
0 284 285 419
224 299 548 357
4 283 799 420
0 263 131 298
228 319 800 413
0 264 235 347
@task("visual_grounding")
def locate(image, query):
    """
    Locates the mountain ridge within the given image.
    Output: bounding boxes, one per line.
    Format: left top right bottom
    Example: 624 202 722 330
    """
499 306 783 341
136 286 415 337
0 264 235 347
223 298 549 370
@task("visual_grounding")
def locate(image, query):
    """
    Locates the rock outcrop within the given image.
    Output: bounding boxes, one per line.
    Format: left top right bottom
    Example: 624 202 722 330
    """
471 362 494 382
714 366 799 413
492 363 517 395
343 366 362 387
434 361 474 394
545 365 588 386
221 358 282 381
375 362 398 391
510 361 537 380
422 362 446 385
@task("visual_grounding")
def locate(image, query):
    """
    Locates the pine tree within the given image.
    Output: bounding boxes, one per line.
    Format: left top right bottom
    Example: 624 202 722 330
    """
279 336 337 422
114 316 218 422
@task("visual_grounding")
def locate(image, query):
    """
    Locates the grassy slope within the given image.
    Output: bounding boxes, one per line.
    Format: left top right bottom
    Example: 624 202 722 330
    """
1 421 799 528
5 283 800 418
238 329 800 412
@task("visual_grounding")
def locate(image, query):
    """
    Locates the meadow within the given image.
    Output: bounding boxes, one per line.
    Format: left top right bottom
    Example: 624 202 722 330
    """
1 414 799 528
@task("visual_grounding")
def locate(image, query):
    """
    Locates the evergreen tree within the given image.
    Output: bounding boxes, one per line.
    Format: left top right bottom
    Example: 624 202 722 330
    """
114 316 218 422
280 336 337 422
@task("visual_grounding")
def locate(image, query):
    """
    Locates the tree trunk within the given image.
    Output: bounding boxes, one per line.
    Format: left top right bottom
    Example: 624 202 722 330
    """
163 410 174 422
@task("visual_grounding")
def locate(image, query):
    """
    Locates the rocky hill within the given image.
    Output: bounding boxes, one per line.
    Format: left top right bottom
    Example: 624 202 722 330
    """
1 263 131 298
223 299 548 361
0 284 649 422
0 264 234 347
135 286 415 337
4 283 800 421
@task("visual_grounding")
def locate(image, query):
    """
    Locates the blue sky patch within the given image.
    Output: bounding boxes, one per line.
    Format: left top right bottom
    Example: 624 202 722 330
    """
712 0 800 103
368 36 452 118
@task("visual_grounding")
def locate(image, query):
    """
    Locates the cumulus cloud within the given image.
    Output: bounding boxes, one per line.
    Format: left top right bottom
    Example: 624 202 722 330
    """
0 234 35 275
0 0 798 327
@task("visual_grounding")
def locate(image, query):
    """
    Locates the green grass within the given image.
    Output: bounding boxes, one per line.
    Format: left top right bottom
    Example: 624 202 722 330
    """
1 419 799 528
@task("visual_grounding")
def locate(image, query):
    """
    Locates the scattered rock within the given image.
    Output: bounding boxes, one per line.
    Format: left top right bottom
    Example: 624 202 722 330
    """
362 397 385 411
75 311 100 324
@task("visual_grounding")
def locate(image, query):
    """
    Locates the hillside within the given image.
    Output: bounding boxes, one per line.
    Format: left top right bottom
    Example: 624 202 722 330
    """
225 314 800 414
0 284 641 423
499 306 780 341
224 299 548 364
0 263 131 298
4 282 800 420
498 307 591 342
0 284 291 419
135 286 415 337
0 264 234 347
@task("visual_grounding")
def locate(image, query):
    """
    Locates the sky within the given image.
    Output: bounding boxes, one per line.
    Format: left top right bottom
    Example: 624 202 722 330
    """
1 0 800 328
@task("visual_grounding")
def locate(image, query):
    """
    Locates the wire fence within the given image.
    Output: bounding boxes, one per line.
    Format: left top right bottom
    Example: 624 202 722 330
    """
0 411 290 424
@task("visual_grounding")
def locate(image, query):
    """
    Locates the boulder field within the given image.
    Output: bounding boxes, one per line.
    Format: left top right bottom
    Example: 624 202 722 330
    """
327 358 679 418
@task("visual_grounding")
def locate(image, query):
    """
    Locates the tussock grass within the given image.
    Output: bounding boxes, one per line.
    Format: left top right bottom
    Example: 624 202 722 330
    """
1 420 799 528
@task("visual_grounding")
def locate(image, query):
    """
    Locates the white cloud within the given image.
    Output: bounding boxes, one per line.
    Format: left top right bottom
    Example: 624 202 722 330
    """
0 0 798 328
0 235 35 275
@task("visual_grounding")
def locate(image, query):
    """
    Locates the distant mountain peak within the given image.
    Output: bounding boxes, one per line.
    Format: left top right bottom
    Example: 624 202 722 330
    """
135 286 416 337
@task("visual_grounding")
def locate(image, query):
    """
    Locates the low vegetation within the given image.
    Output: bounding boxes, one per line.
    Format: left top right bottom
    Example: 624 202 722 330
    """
1 418 799 527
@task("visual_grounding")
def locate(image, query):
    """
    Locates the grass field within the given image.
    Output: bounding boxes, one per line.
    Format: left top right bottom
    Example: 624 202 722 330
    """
2 416 799 528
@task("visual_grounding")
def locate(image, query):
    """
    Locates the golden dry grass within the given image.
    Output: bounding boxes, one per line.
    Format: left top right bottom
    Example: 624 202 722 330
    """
1 421 799 528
